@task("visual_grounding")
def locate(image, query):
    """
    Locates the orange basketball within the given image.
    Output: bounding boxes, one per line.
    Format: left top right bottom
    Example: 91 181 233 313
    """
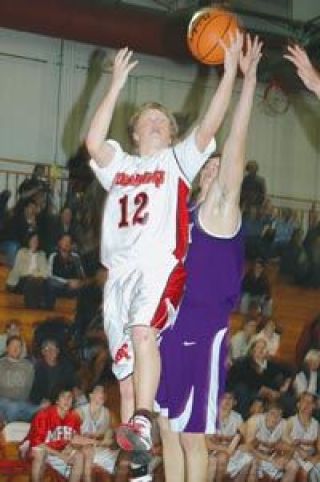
187 7 240 65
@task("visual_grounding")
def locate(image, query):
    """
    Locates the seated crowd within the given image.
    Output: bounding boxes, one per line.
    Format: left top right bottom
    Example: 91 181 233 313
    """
0 162 320 481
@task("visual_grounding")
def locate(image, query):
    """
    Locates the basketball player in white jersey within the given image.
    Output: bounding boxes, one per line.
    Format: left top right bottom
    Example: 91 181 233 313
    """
284 392 320 481
245 402 294 481
207 392 252 482
285 44 320 99
86 34 243 472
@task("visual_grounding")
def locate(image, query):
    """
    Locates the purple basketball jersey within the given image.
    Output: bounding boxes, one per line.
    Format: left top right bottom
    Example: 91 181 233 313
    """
156 209 244 433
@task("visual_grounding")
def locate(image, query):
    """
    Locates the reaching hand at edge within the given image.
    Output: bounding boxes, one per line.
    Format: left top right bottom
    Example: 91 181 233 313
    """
239 34 263 81
284 44 320 98
111 47 138 91
220 30 244 76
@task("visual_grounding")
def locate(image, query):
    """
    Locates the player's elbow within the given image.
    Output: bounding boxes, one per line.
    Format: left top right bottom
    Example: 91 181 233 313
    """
85 135 100 161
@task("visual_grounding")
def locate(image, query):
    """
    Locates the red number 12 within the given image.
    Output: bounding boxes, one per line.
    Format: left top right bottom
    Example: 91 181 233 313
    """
118 192 149 228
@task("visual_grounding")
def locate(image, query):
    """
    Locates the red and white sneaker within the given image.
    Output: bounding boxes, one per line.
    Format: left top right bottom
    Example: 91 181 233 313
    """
116 414 152 453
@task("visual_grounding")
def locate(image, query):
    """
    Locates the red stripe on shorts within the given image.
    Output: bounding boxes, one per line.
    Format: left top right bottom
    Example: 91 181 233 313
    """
150 262 186 331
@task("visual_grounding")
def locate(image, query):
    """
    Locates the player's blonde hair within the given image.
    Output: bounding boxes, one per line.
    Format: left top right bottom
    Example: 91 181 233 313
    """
128 102 179 147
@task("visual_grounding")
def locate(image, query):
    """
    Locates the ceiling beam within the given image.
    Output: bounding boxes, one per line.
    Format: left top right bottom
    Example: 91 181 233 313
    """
0 0 189 59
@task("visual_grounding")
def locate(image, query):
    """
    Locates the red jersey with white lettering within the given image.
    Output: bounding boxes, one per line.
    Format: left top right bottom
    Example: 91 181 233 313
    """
27 405 81 451
90 129 215 269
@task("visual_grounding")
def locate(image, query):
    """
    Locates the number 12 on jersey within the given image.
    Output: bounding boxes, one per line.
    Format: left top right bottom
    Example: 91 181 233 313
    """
118 192 149 228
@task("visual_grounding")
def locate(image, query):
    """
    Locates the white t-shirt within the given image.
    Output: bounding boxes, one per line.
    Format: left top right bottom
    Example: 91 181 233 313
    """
90 129 215 269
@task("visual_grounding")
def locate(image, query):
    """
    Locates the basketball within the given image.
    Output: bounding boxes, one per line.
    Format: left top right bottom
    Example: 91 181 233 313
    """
187 7 240 65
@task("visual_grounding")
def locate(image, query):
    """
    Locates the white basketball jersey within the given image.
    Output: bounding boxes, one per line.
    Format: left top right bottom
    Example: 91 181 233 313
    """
289 414 319 455
90 130 215 269
78 403 109 435
218 410 243 437
255 414 285 447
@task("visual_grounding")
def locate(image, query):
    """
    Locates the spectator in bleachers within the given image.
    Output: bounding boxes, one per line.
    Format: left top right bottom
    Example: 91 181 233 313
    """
6 232 51 309
0 335 37 423
48 206 78 254
227 339 293 418
31 317 72 359
30 338 81 408
293 350 320 401
47 234 86 309
0 319 27 358
283 392 320 481
271 208 296 259
0 189 11 231
206 392 252 482
74 385 119 477
24 386 83 482
240 258 273 317
280 228 310 285
229 316 258 364
248 397 265 417
17 164 50 203
245 401 295 481
14 199 39 244
240 160 266 212
251 318 281 358
242 206 264 260
0 199 38 266
259 205 278 259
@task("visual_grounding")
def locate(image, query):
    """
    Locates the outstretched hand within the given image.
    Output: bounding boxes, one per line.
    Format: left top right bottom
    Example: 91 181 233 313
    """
284 44 320 98
111 47 138 91
239 34 263 81
221 30 244 76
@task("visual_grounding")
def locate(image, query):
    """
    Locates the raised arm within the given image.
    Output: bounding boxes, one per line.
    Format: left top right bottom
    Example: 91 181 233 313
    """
195 31 243 151
201 34 262 236
86 48 138 167
284 45 320 99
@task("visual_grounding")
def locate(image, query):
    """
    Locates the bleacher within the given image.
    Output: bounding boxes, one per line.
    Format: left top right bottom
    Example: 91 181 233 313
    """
0 261 319 481
230 263 320 366
0 261 319 372
0 265 75 349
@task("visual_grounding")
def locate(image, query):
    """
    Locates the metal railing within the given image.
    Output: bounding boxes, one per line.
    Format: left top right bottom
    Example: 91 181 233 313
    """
0 159 69 212
1 158 319 230
269 194 319 233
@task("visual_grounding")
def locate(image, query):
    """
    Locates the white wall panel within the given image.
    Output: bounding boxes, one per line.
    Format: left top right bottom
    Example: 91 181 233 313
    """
0 27 320 203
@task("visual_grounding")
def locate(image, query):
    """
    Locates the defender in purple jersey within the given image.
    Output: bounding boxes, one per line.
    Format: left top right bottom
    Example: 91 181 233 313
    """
156 34 263 482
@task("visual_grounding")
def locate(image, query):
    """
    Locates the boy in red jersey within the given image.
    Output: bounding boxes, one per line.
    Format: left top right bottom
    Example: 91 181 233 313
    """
25 387 83 482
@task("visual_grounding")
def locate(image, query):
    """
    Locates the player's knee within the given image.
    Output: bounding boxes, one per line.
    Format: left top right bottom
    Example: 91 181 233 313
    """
180 433 206 454
158 418 179 446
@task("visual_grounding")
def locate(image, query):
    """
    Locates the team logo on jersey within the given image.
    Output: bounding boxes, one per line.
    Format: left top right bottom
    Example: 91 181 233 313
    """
115 343 131 363
114 171 165 188
46 426 75 442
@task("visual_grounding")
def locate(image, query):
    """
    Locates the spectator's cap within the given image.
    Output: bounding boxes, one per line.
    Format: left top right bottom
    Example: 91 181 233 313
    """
41 338 59 351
